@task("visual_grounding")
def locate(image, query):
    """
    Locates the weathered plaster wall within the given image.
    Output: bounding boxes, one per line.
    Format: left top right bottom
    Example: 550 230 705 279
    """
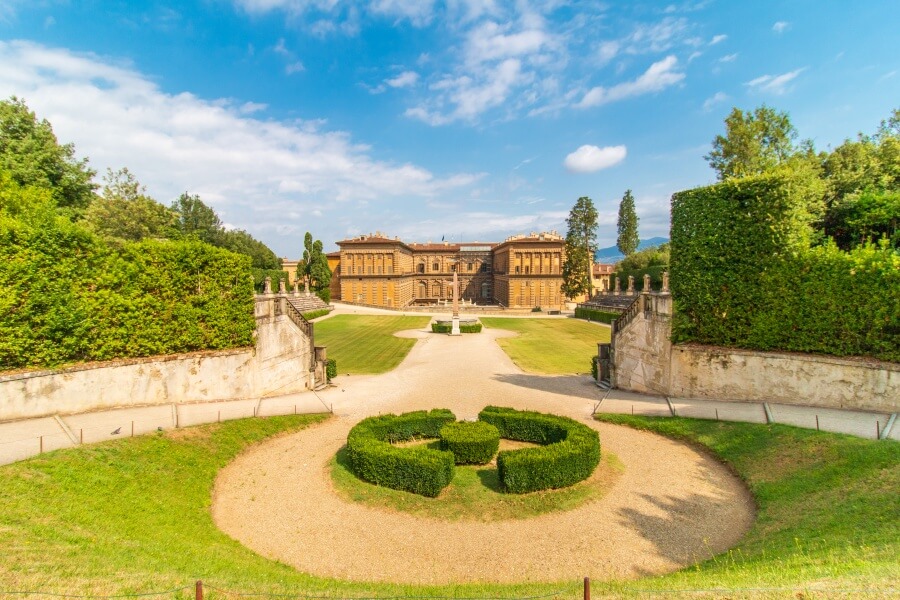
612 293 899 413
0 297 314 421
670 346 899 413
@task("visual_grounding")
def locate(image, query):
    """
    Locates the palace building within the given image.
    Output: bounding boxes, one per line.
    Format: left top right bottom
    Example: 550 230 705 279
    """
330 231 567 310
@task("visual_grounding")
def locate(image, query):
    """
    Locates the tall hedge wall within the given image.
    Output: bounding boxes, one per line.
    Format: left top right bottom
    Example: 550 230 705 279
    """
609 265 666 292
0 184 255 369
670 171 899 362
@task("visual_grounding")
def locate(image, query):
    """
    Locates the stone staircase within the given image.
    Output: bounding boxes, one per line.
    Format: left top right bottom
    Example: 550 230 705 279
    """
287 293 330 314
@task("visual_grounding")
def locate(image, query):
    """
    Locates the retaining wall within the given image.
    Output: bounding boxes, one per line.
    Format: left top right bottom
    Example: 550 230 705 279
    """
0 296 317 421
612 293 899 413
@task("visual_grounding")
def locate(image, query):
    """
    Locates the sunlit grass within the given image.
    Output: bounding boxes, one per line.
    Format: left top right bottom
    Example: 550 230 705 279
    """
480 317 610 374
313 315 431 374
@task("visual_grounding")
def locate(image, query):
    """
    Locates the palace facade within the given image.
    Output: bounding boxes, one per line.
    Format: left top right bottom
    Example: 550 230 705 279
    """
331 231 567 310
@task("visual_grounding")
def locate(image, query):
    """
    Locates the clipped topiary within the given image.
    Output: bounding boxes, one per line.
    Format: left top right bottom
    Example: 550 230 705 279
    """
346 409 456 497
440 421 500 465
479 406 600 494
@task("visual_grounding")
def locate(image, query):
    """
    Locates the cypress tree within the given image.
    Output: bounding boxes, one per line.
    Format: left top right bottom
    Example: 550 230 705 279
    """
616 189 639 256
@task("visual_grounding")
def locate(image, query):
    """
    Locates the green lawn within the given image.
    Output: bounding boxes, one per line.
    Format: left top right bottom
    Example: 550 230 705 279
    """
592 415 900 597
480 317 610 374
313 315 431 374
330 440 624 522
0 414 895 598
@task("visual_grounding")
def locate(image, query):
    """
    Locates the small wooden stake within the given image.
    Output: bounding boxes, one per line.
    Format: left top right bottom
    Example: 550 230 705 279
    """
131 421 134 437
39 435 43 454
816 415 820 431
583 577 590 600
195 580 203 600
716 409 719 421
876 421 881 440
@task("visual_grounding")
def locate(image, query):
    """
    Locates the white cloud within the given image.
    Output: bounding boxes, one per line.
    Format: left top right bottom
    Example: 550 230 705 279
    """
746 67 805 94
626 17 689 53
702 91 728 111
577 55 684 108
385 70 419 88
285 61 305 74
239 101 268 114
0 41 481 254
709 34 726 45
596 41 619 66
772 21 790 34
718 53 737 63
563 145 627 173
464 20 551 65
369 0 436 26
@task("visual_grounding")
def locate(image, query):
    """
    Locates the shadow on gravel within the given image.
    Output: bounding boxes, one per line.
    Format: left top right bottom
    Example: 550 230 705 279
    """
492 373 605 401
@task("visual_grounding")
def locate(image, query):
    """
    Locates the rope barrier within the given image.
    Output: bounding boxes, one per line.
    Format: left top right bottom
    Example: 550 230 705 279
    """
203 585 575 600
0 585 193 598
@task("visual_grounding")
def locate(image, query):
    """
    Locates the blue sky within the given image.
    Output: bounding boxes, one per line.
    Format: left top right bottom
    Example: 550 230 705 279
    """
1 1 897 257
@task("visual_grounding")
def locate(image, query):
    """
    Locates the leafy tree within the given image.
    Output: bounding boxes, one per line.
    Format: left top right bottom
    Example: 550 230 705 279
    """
616 189 639 256
171 192 222 243
561 196 598 299
297 232 332 303
219 229 281 270
705 105 798 180
616 243 669 272
83 168 178 243
0 96 96 210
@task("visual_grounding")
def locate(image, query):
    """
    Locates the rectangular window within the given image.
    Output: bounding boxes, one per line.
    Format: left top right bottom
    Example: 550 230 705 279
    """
515 266 520 274
468 263 473 271
433 262 439 271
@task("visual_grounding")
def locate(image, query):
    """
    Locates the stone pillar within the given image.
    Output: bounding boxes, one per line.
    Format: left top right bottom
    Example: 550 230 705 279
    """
264 276 273 295
643 273 651 293
292 280 300 297
613 277 620 296
661 271 670 294
278 278 287 294
451 269 461 335
626 275 635 296
304 276 311 296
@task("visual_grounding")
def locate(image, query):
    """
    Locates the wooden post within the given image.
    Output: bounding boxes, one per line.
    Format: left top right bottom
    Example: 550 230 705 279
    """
39 435 43 454
583 577 590 600
195 580 203 600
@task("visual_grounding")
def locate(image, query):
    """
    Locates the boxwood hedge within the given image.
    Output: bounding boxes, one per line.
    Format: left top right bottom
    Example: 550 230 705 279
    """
439 421 500 465
346 409 456 497
479 406 601 494
430 322 483 333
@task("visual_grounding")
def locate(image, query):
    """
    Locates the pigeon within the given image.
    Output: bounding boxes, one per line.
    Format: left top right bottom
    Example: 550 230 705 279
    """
111 427 121 435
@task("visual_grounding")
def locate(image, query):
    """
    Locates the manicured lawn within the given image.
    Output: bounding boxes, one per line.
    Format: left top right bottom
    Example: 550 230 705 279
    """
313 315 431 374
480 317 610 374
2 413 895 598
592 415 900 596
330 440 624 522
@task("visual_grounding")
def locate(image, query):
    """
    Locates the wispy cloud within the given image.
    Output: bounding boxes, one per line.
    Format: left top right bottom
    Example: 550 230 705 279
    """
385 70 419 88
718 53 737 63
709 34 726 45
0 40 481 254
577 55 684 108
746 67 805 94
772 21 790 34
702 91 728 111
564 145 627 173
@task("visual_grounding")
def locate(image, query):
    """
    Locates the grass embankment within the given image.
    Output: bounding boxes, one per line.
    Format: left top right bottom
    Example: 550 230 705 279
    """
313 315 431 374
331 440 624 522
2 413 896 598
480 317 610 374
594 415 900 596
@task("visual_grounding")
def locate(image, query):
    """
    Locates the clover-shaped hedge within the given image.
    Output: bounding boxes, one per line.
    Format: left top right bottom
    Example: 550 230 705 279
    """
478 406 601 493
346 409 456 497
440 421 499 465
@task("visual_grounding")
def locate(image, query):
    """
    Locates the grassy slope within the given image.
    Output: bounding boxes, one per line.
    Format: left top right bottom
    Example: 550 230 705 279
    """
593 415 900 596
480 317 610 374
313 315 431 374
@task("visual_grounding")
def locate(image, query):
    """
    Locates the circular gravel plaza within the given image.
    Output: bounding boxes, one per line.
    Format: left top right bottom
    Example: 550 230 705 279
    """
213 325 754 585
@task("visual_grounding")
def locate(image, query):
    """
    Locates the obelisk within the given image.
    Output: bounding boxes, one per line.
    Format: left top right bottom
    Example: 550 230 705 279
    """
450 269 461 335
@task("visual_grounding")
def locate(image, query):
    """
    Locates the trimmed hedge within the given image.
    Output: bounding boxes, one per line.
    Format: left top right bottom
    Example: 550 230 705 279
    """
301 308 332 320
346 409 456 497
478 406 601 494
439 421 500 465
325 358 337 381
574 307 619 323
610 265 667 292
671 171 899 362
431 322 483 333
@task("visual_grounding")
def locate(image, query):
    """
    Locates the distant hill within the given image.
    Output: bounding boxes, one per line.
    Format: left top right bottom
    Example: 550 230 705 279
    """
595 237 669 263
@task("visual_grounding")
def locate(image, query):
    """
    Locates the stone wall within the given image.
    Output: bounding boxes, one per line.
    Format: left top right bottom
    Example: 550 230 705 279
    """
0 295 319 421
612 291 899 413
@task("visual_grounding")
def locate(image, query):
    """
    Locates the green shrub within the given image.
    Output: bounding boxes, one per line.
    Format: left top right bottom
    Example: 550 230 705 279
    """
478 406 601 494
252 268 289 294
590 356 598 380
325 358 337 381
431 322 482 333
531 306 542 312
301 308 332 320
609 264 667 292
346 409 456 497
439 421 500 465
671 172 899 361
574 307 619 323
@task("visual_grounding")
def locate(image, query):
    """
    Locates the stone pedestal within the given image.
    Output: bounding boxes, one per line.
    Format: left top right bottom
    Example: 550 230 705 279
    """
451 316 461 336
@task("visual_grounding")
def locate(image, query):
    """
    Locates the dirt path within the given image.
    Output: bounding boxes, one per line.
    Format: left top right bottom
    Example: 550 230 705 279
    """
213 325 755 585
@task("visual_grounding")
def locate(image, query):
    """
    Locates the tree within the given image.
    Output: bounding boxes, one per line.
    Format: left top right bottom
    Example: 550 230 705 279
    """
171 192 222 243
0 96 96 210
616 189 639 256
297 232 332 303
705 105 798 180
83 168 178 242
561 196 598 299
219 229 281 270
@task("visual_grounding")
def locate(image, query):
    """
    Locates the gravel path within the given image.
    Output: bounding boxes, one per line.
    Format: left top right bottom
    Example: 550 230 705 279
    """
212 324 755 585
